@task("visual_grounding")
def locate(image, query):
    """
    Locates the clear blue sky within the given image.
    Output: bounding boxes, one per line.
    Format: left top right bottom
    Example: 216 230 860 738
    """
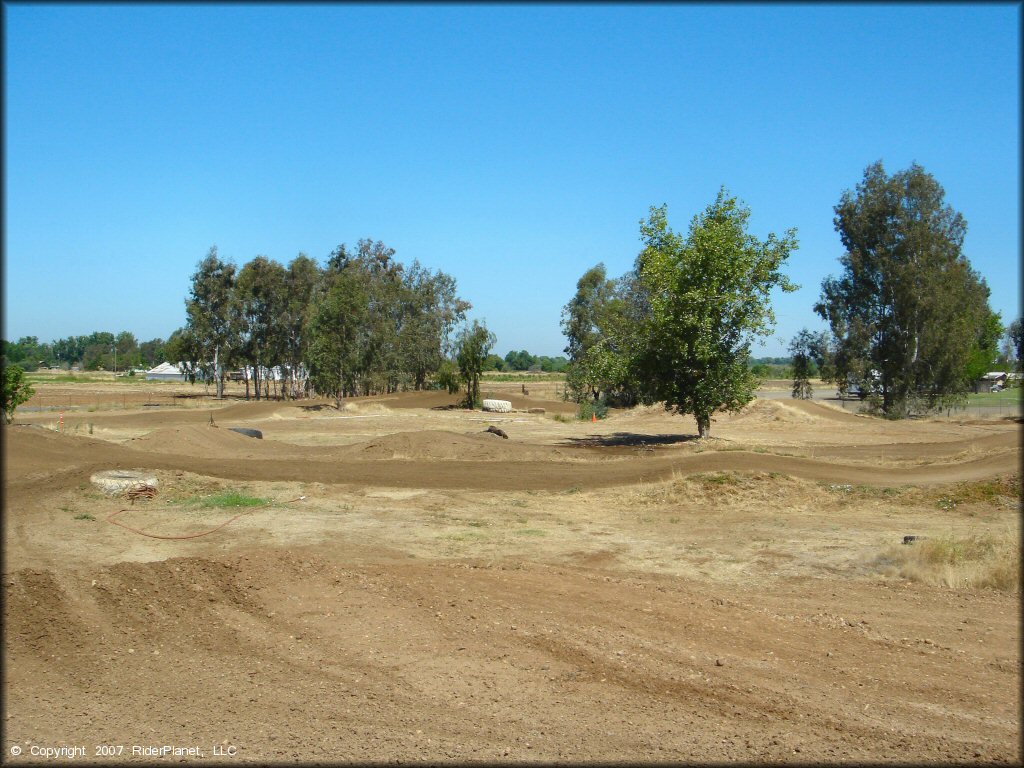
4 3 1020 358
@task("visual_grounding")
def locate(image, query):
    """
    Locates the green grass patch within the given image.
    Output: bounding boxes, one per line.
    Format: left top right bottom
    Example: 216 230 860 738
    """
481 372 566 382
73 513 96 521
515 528 546 537
965 390 1021 407
694 472 744 486
184 491 271 509
931 475 1019 510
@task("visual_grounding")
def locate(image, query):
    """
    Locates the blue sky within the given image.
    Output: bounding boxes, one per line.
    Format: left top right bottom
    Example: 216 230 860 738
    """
4 3 1020 357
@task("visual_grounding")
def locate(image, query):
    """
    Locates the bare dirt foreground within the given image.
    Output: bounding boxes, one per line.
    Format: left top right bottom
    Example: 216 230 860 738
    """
3 382 1021 764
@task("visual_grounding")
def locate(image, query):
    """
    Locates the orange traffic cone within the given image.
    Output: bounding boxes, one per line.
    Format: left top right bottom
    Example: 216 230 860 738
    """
591 413 597 423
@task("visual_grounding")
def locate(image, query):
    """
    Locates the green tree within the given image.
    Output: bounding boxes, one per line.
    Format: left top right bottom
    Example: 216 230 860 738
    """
789 329 828 399
138 338 166 368
456 320 496 408
279 253 322 398
561 264 616 362
634 193 797 437
815 161 997 416
164 327 205 383
184 247 238 398
3 364 34 423
561 268 646 405
307 265 369 408
399 261 470 390
1006 319 1023 371
114 331 139 372
482 354 506 371
435 359 461 394
963 311 1004 390
235 256 287 400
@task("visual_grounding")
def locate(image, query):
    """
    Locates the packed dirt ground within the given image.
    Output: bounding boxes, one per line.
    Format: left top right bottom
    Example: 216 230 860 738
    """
4 376 1021 763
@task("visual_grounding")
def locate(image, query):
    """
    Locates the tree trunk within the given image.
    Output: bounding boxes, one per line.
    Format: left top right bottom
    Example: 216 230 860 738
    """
214 346 223 399
696 413 711 439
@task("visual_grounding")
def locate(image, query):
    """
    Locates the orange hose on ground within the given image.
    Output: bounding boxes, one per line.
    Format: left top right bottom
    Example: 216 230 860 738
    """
105 496 305 540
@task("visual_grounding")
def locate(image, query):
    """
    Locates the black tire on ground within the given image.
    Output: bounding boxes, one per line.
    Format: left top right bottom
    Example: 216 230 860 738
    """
229 427 263 439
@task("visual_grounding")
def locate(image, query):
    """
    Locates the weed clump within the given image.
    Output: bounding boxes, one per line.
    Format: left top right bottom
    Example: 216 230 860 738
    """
869 531 1020 592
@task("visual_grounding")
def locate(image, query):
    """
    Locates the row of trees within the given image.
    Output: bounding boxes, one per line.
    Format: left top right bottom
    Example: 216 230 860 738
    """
1 332 167 372
171 239 482 403
561 162 1014 433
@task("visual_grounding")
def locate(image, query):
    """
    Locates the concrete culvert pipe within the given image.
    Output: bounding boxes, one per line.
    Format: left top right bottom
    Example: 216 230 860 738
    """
482 399 512 413
90 470 158 496
228 427 263 439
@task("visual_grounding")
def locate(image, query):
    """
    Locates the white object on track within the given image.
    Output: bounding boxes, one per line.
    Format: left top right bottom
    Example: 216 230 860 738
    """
90 470 158 496
481 399 513 413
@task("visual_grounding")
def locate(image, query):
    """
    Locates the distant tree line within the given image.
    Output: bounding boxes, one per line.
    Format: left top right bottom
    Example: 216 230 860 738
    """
479 350 568 373
1 332 166 373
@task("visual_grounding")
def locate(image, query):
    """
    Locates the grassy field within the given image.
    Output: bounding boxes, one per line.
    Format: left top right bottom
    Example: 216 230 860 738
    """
481 371 567 382
966 389 1021 407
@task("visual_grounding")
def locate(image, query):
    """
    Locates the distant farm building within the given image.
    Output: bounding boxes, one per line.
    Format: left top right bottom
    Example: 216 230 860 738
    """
975 371 1008 393
145 362 189 381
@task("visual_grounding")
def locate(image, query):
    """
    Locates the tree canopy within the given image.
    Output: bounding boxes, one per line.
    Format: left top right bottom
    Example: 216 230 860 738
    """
562 190 798 437
815 161 998 416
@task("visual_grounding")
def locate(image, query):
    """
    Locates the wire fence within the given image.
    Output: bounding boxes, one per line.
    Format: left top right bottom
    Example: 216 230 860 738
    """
833 395 1022 420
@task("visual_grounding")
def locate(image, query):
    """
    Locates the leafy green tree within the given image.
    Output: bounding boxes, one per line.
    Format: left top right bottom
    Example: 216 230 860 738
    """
1006 319 1023 371
184 247 238 398
278 254 322 398
3 365 34 423
138 338 165 368
235 256 288 400
307 265 370 408
561 269 646 405
634 193 797 437
164 327 205 383
503 350 537 371
963 311 1004 390
399 261 470 389
114 331 139 372
815 161 997 416
482 354 506 371
82 332 115 371
561 264 616 363
456 320 496 408
789 329 828 399
435 359 461 394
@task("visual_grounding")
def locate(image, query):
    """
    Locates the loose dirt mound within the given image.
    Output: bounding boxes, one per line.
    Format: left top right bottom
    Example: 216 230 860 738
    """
125 425 285 457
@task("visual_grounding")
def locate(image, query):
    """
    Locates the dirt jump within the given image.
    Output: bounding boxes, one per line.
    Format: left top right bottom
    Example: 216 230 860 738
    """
3 380 1020 764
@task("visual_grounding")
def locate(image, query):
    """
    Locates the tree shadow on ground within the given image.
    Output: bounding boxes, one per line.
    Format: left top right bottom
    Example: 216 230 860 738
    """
562 432 700 449
296 403 336 412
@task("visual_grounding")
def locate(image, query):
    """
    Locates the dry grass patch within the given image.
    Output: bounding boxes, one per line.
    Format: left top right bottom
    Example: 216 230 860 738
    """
633 470 809 508
869 530 1020 592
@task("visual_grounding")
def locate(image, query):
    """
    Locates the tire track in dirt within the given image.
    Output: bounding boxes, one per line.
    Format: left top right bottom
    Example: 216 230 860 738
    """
7 553 1015 762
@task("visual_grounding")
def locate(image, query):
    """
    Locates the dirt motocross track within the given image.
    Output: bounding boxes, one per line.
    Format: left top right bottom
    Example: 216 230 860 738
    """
3 381 1021 764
